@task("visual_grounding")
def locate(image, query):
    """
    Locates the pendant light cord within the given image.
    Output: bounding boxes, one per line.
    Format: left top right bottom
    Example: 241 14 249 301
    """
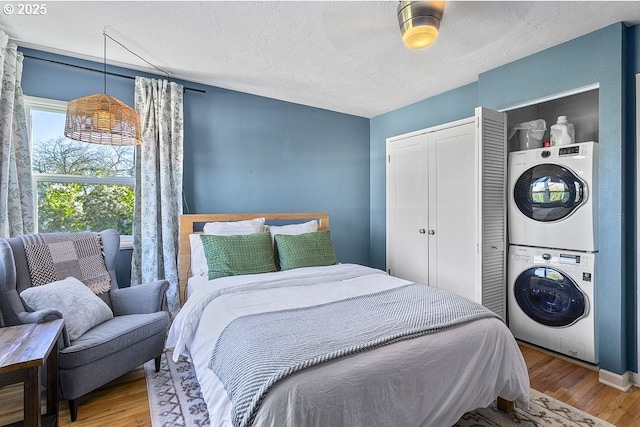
103 32 107 94
103 29 171 80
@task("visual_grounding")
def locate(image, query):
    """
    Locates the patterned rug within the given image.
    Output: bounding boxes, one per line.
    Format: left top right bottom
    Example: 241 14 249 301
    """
144 350 615 427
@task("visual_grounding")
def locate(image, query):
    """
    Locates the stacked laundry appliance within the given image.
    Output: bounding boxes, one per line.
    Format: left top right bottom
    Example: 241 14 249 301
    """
507 141 599 364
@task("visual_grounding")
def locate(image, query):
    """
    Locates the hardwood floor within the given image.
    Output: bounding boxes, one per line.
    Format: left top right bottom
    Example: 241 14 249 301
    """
1 344 639 426
520 343 640 427
0 368 151 427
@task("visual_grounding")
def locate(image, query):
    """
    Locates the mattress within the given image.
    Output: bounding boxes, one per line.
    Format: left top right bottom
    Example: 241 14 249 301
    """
167 264 530 427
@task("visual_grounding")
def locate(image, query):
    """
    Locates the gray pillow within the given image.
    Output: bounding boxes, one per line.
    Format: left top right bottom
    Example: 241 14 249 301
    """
20 277 114 341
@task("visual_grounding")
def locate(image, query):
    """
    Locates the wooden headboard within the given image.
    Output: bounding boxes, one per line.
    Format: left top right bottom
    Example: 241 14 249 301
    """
178 213 330 305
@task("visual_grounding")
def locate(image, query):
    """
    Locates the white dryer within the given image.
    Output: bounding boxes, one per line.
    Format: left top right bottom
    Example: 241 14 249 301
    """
508 245 597 364
508 141 598 252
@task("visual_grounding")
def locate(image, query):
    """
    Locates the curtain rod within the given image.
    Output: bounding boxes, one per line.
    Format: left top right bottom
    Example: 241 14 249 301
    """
23 54 206 94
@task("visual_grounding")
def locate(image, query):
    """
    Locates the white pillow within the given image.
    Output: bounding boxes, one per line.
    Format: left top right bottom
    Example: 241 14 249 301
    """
189 234 209 277
266 220 319 242
190 218 267 276
202 217 265 235
20 277 114 341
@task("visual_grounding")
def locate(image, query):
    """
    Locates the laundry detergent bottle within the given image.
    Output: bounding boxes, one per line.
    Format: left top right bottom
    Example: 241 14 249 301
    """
550 115 575 146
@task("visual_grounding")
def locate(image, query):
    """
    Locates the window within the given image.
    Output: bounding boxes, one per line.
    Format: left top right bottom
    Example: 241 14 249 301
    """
25 97 135 237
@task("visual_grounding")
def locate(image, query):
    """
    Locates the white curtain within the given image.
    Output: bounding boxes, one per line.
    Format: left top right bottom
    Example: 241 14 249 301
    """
0 30 34 238
132 76 184 311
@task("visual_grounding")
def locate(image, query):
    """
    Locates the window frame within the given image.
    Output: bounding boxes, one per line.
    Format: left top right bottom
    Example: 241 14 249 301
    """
25 96 135 246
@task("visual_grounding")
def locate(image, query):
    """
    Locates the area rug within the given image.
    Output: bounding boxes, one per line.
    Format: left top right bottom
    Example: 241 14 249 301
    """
144 350 615 427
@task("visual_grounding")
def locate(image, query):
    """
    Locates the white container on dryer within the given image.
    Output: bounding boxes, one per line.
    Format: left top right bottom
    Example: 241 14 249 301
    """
508 245 597 364
508 141 598 252
550 116 575 146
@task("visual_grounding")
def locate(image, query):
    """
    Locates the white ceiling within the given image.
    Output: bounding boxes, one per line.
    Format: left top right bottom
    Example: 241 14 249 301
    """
3 1 640 118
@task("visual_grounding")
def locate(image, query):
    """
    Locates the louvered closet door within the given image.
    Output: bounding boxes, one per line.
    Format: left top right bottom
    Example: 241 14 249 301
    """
428 122 477 300
477 106 507 319
386 133 429 285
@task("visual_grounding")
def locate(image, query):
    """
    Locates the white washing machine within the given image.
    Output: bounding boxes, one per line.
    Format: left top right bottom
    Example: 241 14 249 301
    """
508 141 598 252
508 245 597 364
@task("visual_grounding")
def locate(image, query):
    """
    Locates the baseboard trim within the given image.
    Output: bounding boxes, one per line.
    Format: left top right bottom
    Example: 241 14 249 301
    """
598 369 633 391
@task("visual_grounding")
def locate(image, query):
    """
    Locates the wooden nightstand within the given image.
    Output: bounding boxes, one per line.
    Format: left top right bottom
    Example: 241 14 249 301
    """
0 319 64 427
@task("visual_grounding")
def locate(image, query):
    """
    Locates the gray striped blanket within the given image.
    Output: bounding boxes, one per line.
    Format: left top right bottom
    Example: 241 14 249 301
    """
209 283 501 427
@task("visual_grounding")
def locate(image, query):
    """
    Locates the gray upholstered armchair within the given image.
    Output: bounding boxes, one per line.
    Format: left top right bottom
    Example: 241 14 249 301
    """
0 229 169 422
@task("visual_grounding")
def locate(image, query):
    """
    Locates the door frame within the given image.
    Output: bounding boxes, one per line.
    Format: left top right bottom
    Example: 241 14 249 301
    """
636 72 640 380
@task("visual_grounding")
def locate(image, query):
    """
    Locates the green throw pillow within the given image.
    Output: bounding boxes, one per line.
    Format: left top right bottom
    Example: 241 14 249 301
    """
201 232 276 280
274 230 338 271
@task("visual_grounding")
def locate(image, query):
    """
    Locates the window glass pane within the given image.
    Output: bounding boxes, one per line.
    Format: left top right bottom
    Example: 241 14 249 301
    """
36 181 134 235
28 99 135 236
31 110 134 177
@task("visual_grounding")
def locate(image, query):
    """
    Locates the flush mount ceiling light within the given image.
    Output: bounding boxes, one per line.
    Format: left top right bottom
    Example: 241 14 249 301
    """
64 31 142 146
397 1 445 49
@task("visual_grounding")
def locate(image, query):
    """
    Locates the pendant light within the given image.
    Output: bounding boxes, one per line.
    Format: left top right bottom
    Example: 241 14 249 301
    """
64 32 142 145
397 1 445 49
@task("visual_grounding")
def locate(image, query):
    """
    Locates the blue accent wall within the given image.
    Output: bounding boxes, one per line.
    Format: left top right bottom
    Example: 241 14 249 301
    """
19 48 371 266
370 23 637 375
20 48 138 105
183 86 371 265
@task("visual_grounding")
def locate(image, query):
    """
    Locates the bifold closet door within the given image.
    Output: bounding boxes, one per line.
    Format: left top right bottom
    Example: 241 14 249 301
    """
427 122 477 299
386 132 429 285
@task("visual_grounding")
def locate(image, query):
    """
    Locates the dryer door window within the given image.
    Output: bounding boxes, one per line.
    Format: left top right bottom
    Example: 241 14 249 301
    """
514 266 587 327
513 164 586 222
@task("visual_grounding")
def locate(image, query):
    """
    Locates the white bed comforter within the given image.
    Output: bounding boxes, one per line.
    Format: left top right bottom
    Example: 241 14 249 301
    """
166 264 530 427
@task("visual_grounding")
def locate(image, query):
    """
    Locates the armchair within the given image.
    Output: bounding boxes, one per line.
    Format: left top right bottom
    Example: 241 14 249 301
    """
0 229 169 422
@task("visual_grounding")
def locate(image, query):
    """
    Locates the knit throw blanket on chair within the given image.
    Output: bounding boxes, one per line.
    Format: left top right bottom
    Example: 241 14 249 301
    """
19 232 111 294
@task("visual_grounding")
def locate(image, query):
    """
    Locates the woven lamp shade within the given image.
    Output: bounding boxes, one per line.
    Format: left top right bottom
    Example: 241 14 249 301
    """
64 94 142 146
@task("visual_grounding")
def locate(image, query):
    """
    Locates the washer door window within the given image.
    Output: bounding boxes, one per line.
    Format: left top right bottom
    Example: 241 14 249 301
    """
514 267 587 327
513 164 586 222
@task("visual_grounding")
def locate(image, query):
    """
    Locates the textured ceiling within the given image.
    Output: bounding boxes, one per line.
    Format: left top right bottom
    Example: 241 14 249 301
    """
2 1 640 118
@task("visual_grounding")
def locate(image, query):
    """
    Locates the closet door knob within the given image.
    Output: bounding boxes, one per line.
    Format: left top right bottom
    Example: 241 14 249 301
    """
428 230 435 235
418 229 426 234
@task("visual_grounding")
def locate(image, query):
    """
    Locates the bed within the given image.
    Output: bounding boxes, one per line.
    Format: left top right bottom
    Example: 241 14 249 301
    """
166 213 530 427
